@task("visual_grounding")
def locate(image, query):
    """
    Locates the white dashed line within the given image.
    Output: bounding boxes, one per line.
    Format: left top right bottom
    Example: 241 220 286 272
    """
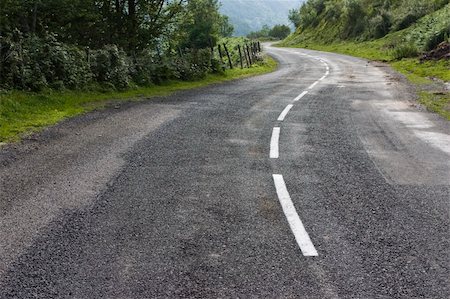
278 104 294 121
273 174 318 257
294 91 308 102
270 127 280 158
308 81 319 90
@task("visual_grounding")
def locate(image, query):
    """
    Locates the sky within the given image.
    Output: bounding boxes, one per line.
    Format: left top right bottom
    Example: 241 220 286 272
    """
219 0 304 36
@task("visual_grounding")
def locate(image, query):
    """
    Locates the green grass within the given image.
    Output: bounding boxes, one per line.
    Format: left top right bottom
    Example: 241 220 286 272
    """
0 56 277 143
418 91 450 120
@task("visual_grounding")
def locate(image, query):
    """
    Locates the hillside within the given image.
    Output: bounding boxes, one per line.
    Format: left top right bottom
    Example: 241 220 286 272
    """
283 0 450 53
219 0 303 36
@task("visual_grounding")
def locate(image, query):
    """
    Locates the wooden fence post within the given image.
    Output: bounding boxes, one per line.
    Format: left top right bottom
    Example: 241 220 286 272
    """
242 44 250 67
237 44 244 69
217 44 225 70
252 43 255 59
208 37 214 67
246 44 252 66
257 41 261 52
223 43 233 69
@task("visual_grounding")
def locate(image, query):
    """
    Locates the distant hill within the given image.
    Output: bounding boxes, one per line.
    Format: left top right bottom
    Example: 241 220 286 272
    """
219 0 303 36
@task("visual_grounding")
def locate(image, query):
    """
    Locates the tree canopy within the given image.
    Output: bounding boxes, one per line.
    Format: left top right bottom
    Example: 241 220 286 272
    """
0 0 237 91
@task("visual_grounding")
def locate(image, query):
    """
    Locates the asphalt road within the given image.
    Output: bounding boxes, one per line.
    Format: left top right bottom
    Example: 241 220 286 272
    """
0 45 449 298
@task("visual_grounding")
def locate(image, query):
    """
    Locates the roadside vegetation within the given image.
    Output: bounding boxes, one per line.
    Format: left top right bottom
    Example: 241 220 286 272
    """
248 24 291 40
280 0 450 119
0 57 276 142
0 0 275 142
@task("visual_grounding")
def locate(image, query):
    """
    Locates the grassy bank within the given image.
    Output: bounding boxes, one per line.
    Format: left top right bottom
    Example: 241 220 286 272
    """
0 56 277 143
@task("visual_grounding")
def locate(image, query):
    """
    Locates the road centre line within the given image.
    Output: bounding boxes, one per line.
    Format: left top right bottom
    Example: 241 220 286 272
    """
270 127 280 159
308 81 319 90
294 91 308 102
272 174 318 256
277 104 294 121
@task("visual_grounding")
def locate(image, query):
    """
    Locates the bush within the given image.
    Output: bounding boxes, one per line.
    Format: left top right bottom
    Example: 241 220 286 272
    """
392 44 420 60
341 0 367 39
90 45 130 89
173 49 211 81
130 49 175 85
0 32 92 91
269 25 291 40
368 13 392 39
0 33 244 91
425 25 450 51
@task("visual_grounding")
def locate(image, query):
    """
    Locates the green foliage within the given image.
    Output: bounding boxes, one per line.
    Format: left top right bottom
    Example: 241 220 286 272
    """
0 56 277 142
269 25 291 40
418 91 450 120
0 32 91 91
391 44 419 60
90 45 131 90
288 8 302 28
180 0 222 49
425 24 450 50
0 0 187 52
289 0 450 44
0 0 241 91
247 25 290 40
219 15 234 37
368 12 392 39
173 49 212 80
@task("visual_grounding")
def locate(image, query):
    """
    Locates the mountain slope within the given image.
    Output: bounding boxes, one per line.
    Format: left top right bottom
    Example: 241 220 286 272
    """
219 0 303 36
283 0 449 51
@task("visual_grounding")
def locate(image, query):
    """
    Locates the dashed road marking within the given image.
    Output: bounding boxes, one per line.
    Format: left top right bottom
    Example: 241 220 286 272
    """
270 127 280 158
273 174 318 256
308 81 319 90
278 105 294 121
294 91 308 102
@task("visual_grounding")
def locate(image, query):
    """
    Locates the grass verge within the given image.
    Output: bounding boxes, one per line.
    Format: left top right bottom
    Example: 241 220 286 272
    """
278 40 449 120
0 56 277 143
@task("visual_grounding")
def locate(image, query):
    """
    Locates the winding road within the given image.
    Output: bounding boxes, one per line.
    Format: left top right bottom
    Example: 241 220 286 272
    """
1 45 449 298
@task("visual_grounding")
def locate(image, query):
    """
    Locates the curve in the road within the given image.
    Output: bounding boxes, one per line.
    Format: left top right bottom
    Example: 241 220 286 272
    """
270 52 331 257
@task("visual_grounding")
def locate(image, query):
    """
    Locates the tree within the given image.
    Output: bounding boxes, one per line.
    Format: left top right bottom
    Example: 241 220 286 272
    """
269 24 291 39
219 15 234 37
179 0 222 49
288 8 302 28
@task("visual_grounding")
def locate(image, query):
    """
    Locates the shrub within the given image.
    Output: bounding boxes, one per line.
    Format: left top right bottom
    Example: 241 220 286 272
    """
173 49 212 81
395 13 420 31
130 49 174 86
368 13 392 39
0 32 93 91
90 45 130 89
425 25 450 51
392 44 420 60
